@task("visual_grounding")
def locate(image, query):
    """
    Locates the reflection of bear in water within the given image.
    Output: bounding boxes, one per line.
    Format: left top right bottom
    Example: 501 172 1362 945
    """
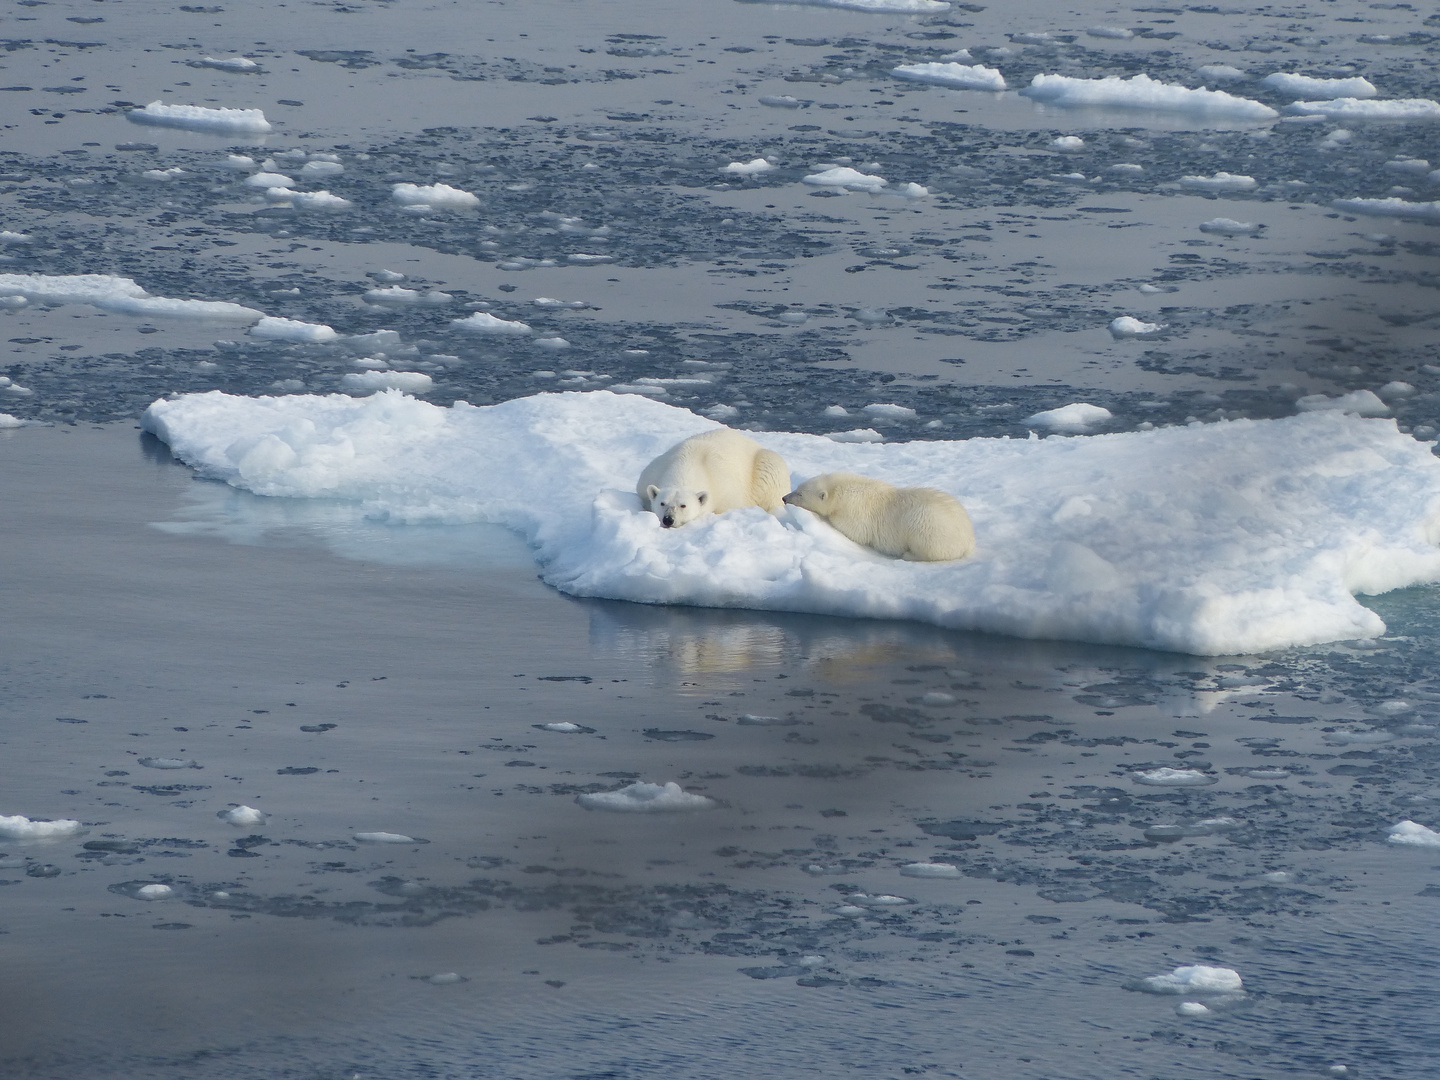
637 428 790 528
784 472 975 562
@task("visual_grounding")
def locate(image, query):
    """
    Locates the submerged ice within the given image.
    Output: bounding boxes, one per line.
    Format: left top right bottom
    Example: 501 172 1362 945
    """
141 390 1440 656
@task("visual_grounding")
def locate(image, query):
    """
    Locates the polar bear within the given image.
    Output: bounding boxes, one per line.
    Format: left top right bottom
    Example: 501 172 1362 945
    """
783 472 975 562
637 428 790 528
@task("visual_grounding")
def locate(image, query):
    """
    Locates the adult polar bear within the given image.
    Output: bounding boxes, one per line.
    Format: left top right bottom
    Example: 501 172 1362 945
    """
637 428 789 528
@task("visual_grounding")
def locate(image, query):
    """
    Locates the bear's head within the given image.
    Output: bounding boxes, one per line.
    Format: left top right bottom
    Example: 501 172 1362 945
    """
782 474 834 516
646 485 709 528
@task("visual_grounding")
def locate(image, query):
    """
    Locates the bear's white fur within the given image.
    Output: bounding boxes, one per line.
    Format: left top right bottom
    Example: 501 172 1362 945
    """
637 428 790 528
783 472 975 562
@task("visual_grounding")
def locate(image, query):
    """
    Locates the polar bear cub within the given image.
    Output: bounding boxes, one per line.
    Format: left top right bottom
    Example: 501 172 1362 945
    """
637 427 790 528
783 472 975 562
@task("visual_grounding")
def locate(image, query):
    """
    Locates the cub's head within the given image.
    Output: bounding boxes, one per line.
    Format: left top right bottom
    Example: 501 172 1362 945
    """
646 485 709 528
782 473 845 518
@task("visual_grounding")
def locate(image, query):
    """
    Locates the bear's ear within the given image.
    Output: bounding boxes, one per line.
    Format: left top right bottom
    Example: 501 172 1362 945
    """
696 491 709 505
646 484 660 502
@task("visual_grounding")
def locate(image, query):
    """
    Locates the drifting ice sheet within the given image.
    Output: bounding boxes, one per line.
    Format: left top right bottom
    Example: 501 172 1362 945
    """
1284 98 1440 120
0 273 262 322
1261 73 1377 99
1021 74 1279 120
128 102 272 134
141 390 1440 655
891 62 1006 91
739 0 951 10
0 814 83 840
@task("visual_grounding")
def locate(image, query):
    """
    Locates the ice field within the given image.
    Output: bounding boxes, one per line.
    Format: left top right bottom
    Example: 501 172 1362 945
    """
3 0 1440 1077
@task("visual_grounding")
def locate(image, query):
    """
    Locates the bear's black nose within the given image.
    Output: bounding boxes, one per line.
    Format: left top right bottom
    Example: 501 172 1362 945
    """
781 491 796 505
661 516 674 528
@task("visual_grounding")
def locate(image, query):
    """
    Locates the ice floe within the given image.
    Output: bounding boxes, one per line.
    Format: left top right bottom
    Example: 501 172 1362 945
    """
0 814 83 840
1139 965 1243 994
741 0 951 10
128 102 272 134
1331 197 1440 221
391 182 479 210
284 190 352 210
354 831 424 844
802 166 888 193
1387 820 1440 848
364 286 452 306
1108 316 1165 338
1020 74 1278 120
193 56 260 72
453 311 532 335
1050 135 1084 151
220 806 267 826
1178 172 1257 192
1132 767 1218 787
1087 26 1135 40
1197 64 1246 84
899 862 963 878
341 370 434 394
0 273 261 322
1295 390 1389 417
245 171 294 188
891 62 1007 92
576 781 716 812
1024 402 1113 432
722 158 776 176
1199 217 1260 235
249 316 338 343
140 390 1440 655
1261 73 1377 100
1285 98 1440 120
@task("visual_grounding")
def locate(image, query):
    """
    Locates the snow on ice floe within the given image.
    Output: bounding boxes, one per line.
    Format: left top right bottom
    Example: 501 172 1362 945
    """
1108 316 1165 339
0 814 83 840
282 190 352 210
1138 965 1243 995
341 370 434 394
722 158 776 176
1086 26 1135 40
220 805 267 826
1332 197 1440 222
1285 98 1440 120
1261 73 1377 100
1197 64 1246 85
391 183 479 210
576 781 716 812
0 412 45 428
1178 172 1257 193
0 273 262 322
1024 402 1113 432
891 62 1007 92
1296 390 1389 417
140 389 1440 655
249 316 337 343
354 831 426 844
1387 820 1440 848
192 56 260 72
453 311 532 335
364 286 452 307
128 102 272 134
1020 74 1278 120
899 862 963 878
135 884 174 900
740 0 951 11
802 166 888 193
1132 767 1218 787
245 171 294 188
1199 218 1260 236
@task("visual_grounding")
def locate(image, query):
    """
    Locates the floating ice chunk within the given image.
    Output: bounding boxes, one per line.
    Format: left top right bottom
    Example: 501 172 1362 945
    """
742 0 950 10
142 167 186 181
1179 171 1257 192
1197 64 1246 84
1086 26 1135 40
1384 158 1431 176
364 286 451 306
533 297 588 309
1132 767 1218 787
1295 390 1389 417
1 376 34 396
895 182 930 198
891 62 1007 92
1021 74 1278 120
899 862 963 878
193 56 260 72
919 691 956 705
736 713 795 726
1176 1001 1212 1017
1379 381 1416 400
1199 217 1260 235
354 831 423 844
1387 820 1440 848
802 166 887 192
722 158 776 176
826 428 885 443
0 814 83 840
453 311 532 335
541 721 584 732
1051 135 1085 151
1320 128 1353 149
759 95 803 109
138 757 199 770
391 183 479 209
823 405 850 417
1110 163 1144 174
220 805 267 826
288 190 351 210
128 101 272 133
534 336 570 350
0 412 43 428
576 781 716 813
704 404 739 420
0 231 31 244
1261 72 1377 100
341 370 434 394
1025 402 1112 433
249 316 338 343
136 883 174 900
1331 197 1440 221
566 253 614 265
1109 316 1165 338
300 160 343 176
0 273 262 322
864 403 917 420
1141 965 1243 994
428 972 462 985
1285 98 1440 120
846 892 912 906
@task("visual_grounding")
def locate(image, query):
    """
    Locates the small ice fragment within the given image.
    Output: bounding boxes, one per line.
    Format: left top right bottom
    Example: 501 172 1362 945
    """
1176 1001 1212 1017
1197 64 1246 84
1020 74 1278 120
722 158 775 176
835 905 866 916
1179 171 1257 192
136 883 174 900
428 972 462 985
1132 767 1217 787
1379 381 1416 399
759 95 802 109
245 171 294 189
453 311 532 335
340 371 434 394
1261 73 1377 100
895 182 930 198
374 269 405 283
249 316 338 343
194 56 260 72
864 403 916 420
1025 402 1112 433
704 404 739 420
1295 390 1389 417
0 814 83 840
577 781 716 813
891 62 1007 92
364 287 450 306
128 101 272 133
920 692 956 706
391 183 479 209
1087 26 1135 40
354 831 422 844
1109 316 1165 338
775 311 808 325
1111 163 1144 174
533 336 570 350
940 49 973 62
533 297 588 309
736 714 797 726
1387 820 1440 848
1051 135 1085 151
1331 197 1440 222
138 757 199 770
1199 218 1260 235
223 154 256 170
142 167 186 181
1285 98 1440 120
1140 964 1242 994
748 0 949 10
300 160 343 176
802 166 887 193
823 405 849 417
220 805 266 826
846 893 912 906
566 253 614 265
1260 871 1292 883
542 722 584 733
826 428 884 443
899 862 962 878
289 190 351 210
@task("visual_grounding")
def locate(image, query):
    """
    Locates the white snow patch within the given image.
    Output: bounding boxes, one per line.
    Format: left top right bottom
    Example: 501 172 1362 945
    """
391 183 479 210
1285 98 1440 120
1199 217 1260 235
453 311 532 335
722 158 776 176
1179 171 1257 192
0 814 83 840
0 273 261 322
1132 767 1218 787
140 390 1440 656
1332 197 1440 221
220 806 267 826
1025 402 1112 432
826 428 885 443
1296 390 1389 417
891 62 1007 92
1020 74 1278 120
1387 820 1440 848
1141 965 1243 994
249 316 338 343
802 166 888 192
341 370 434 394
1261 73 1377 99
576 781 716 813
128 102 272 133
1109 316 1165 338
